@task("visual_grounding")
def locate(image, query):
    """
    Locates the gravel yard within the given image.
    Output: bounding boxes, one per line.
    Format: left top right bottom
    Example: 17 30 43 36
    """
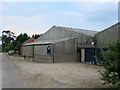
8 55 110 88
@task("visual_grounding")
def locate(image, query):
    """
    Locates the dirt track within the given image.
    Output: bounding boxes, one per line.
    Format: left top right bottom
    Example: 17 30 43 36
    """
4 54 111 88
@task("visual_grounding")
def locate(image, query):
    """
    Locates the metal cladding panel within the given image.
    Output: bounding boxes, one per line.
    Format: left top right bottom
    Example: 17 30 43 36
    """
36 26 94 47
54 41 65 53
76 34 92 47
34 45 52 55
22 46 33 57
22 46 26 56
54 38 76 53
118 23 120 40
65 38 76 53
34 44 53 63
95 23 119 47
53 38 77 62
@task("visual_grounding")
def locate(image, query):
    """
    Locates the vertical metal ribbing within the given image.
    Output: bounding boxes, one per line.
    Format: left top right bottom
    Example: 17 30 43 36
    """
52 44 54 63
33 45 34 62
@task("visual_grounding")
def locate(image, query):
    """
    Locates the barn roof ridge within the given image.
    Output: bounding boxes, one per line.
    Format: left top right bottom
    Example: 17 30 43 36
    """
53 25 98 37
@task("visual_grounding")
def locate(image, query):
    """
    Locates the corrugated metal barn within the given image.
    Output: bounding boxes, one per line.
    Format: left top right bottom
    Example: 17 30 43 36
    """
22 26 97 63
21 22 120 63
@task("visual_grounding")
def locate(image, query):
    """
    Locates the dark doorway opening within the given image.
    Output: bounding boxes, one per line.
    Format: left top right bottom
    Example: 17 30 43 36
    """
79 49 81 62
47 46 51 54
85 48 94 63
77 48 81 62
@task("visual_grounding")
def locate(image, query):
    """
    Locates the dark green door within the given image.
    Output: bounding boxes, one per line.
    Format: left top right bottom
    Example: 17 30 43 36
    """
85 48 94 63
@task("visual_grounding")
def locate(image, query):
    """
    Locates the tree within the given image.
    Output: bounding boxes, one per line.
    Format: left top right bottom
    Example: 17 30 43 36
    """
3 45 12 52
32 34 42 39
2 30 16 52
13 33 29 53
100 40 120 87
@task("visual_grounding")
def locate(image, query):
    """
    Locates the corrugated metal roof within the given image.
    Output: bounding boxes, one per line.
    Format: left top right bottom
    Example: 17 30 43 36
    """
22 37 36 45
24 26 98 46
24 37 75 46
55 26 98 37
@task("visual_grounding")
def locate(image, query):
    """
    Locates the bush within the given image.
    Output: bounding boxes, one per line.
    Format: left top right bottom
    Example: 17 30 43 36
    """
100 40 120 87
3 45 12 52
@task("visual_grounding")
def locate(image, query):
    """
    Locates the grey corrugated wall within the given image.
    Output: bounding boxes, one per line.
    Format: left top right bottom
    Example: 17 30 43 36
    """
95 23 120 47
33 38 78 63
53 38 78 62
21 45 33 57
33 44 53 63
36 26 93 47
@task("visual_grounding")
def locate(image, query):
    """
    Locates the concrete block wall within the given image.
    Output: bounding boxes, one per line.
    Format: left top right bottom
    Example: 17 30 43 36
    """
54 53 78 62
33 55 53 63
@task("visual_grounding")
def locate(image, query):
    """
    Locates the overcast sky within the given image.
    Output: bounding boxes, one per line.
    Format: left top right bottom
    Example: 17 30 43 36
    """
0 1 119 37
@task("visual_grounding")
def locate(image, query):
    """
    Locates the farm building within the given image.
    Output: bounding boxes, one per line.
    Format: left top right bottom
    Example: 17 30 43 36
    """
21 22 120 64
22 26 97 63
77 22 120 64
21 37 36 58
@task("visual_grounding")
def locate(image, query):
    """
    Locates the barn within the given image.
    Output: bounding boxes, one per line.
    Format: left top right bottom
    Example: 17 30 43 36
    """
21 22 120 64
22 26 97 63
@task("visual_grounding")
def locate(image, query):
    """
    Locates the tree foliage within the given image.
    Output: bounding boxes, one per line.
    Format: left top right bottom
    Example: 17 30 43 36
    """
2 30 42 54
2 30 16 52
100 40 120 87
13 33 30 53
32 34 42 39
